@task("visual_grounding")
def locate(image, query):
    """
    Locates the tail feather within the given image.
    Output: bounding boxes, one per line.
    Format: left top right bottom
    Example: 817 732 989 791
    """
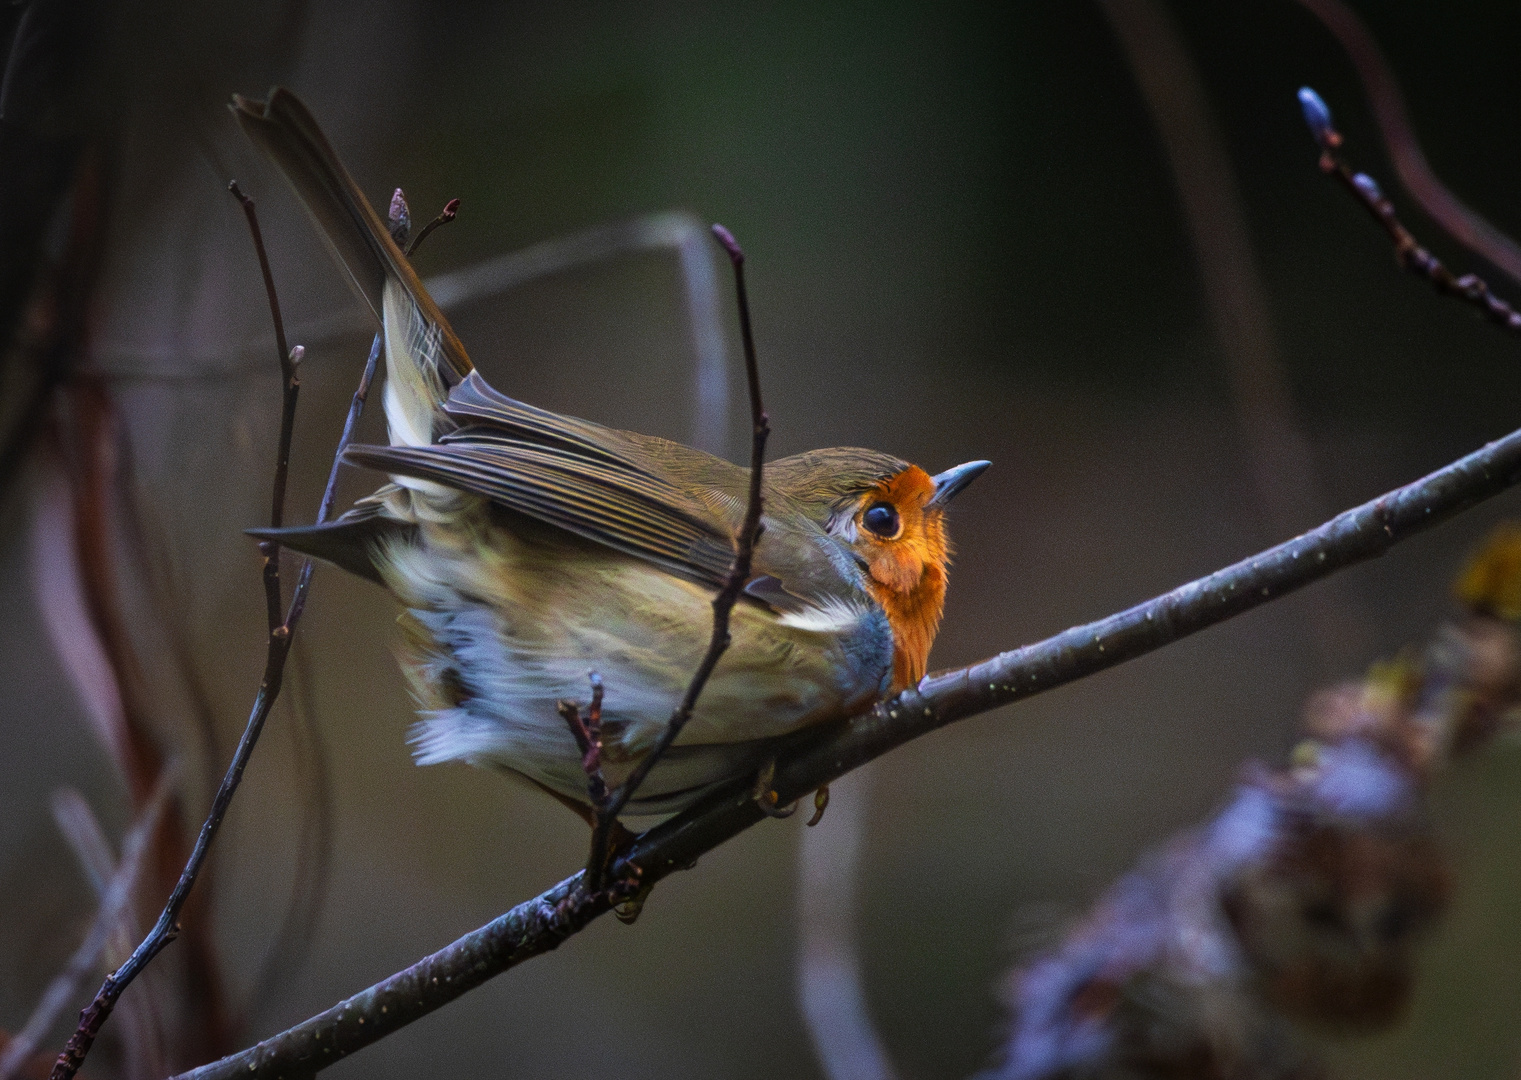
230 88 473 449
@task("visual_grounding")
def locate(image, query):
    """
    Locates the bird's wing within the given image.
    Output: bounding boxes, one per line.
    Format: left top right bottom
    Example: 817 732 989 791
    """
343 374 740 587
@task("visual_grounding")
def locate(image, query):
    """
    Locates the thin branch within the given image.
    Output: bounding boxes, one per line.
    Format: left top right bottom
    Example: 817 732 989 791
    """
173 401 1521 1080
49 186 308 1080
1298 88 1521 334
0 766 177 1080
1294 0 1521 290
228 182 299 537
589 224 769 860
558 673 610 809
405 197 459 258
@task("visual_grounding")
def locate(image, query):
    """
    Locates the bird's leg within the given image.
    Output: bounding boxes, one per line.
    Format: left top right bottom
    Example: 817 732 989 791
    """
558 673 638 890
751 759 799 819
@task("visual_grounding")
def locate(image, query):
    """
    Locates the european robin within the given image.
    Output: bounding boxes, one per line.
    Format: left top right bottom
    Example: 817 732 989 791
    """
234 89 989 815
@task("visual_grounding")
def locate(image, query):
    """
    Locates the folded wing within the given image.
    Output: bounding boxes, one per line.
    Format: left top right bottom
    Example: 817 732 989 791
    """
343 372 739 588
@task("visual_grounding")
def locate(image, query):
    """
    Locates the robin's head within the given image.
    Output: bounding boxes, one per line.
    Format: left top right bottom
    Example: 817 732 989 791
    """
772 450 990 689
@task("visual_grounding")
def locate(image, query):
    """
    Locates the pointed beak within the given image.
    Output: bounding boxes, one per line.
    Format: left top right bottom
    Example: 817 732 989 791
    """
927 460 991 508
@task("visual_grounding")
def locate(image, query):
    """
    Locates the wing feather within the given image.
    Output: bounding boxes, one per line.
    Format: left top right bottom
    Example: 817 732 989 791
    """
342 440 736 587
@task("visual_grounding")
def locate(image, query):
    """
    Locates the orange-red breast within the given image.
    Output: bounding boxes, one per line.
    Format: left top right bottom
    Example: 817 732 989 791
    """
234 89 988 815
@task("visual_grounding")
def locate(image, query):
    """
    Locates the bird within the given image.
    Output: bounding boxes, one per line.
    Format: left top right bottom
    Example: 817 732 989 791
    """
232 88 989 818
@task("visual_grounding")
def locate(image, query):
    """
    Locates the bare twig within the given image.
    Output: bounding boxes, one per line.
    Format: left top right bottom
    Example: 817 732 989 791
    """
577 224 769 888
228 183 299 540
0 767 177 1080
558 673 610 809
1294 0 1521 290
173 400 1521 1079
246 639 334 1014
1298 88 1521 334
49 186 309 1080
405 197 459 258
289 188 449 629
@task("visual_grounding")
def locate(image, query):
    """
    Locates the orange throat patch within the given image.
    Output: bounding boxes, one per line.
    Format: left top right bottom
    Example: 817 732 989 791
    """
859 466 952 691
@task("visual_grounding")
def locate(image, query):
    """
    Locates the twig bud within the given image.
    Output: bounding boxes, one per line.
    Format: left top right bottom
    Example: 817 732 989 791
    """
288 345 305 368
1297 87 1337 149
389 188 412 245
710 223 744 265
1351 172 1383 202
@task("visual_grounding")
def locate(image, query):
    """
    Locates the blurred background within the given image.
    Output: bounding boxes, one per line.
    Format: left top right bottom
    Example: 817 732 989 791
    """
4 1 1521 1077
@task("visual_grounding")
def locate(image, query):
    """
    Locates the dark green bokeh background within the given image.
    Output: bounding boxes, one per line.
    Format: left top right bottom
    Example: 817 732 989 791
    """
4 2 1521 1077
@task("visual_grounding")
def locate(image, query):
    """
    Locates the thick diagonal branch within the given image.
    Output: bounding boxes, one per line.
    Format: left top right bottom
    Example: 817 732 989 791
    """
174 405 1521 1080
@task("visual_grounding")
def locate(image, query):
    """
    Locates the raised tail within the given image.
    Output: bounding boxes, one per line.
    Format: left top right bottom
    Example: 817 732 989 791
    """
230 88 472 447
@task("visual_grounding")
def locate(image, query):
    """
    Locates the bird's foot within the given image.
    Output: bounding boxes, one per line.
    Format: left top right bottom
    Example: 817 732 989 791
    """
752 759 798 818
585 815 638 891
610 865 653 925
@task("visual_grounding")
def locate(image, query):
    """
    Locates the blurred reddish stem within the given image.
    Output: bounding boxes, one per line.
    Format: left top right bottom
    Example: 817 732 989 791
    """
171 401 1521 1079
1296 0 1521 289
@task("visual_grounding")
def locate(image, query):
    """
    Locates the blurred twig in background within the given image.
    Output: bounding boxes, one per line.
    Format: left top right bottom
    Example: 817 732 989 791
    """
797 767 899 1080
105 211 734 455
1101 0 1370 677
0 768 177 1080
425 211 730 456
50 789 168 1080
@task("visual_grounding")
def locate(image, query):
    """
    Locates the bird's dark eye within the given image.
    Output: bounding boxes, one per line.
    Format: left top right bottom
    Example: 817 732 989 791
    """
862 502 900 538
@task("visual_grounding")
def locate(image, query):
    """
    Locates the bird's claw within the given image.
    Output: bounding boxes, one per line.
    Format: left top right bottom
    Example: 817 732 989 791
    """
752 759 798 818
806 785 829 826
